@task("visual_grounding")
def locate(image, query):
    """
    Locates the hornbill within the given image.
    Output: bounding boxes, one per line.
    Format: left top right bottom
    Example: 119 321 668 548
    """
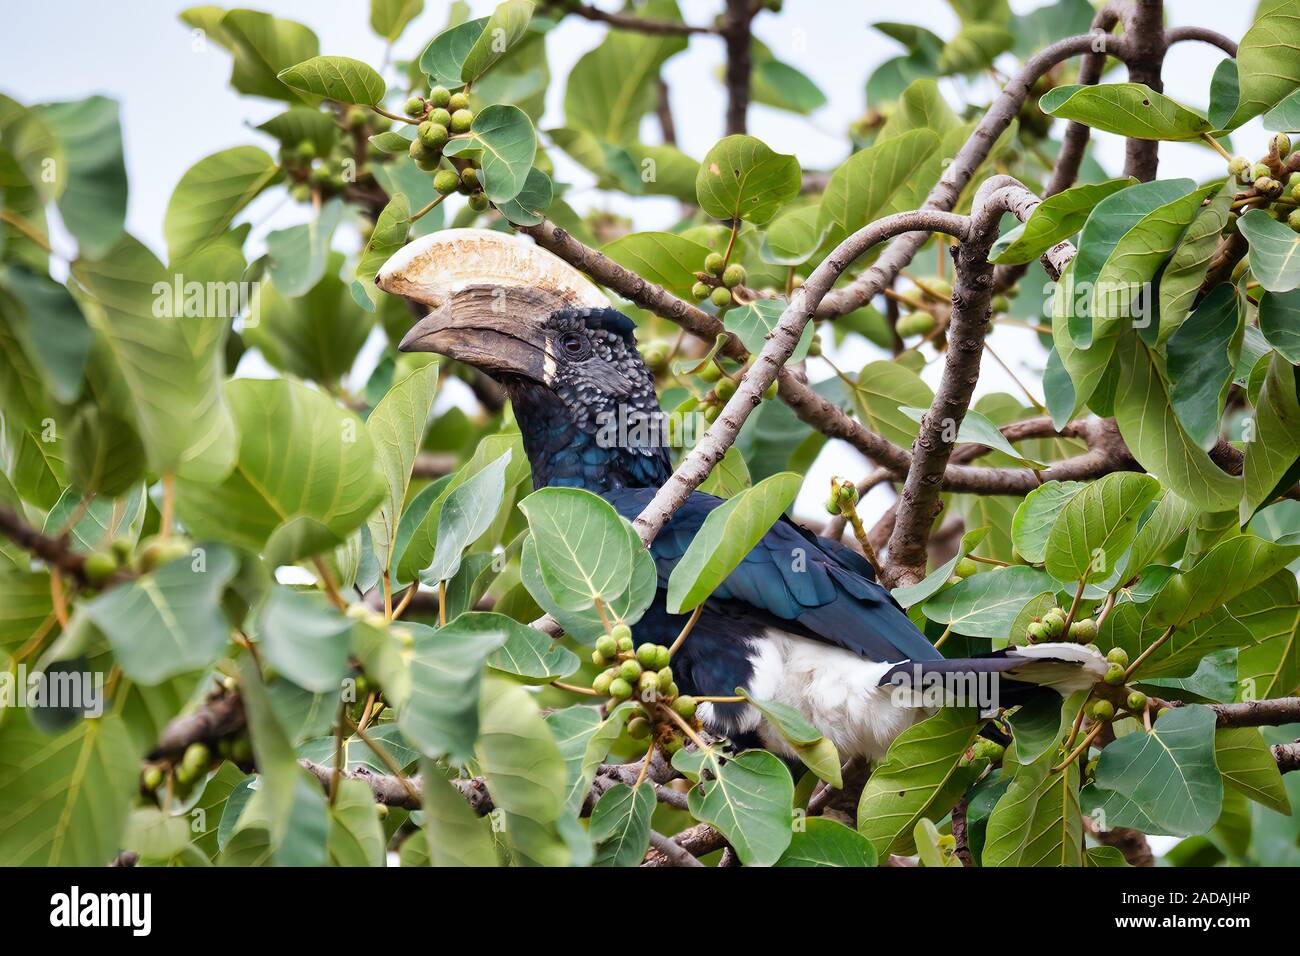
377 229 1106 761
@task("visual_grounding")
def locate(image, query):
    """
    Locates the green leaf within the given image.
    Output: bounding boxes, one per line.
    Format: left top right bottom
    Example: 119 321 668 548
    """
365 360 439 573
547 703 632 814
174 378 385 562
1224 0 1300 128
400 619 506 765
1093 704 1222 837
1263 85 1300 132
1012 482 1085 565
423 449 511 585
590 782 654 867
420 16 488 88
43 484 146 554
1039 83 1211 140
849 360 934 449
818 128 940 237
370 0 424 42
81 545 238 684
749 40 826 115
521 534 657 642
277 56 386 105
419 760 498 867
666 472 801 614
519 486 642 613
163 146 279 261
603 231 711 301
460 0 535 84
72 236 238 484
326 778 385 866
857 708 983 857
497 166 552 226
266 198 344 297
256 585 352 694
1158 180 1236 343
1216 727 1291 814
475 677 572 866
0 265 91 406
0 711 138 865
989 178 1136 265
725 299 814 363
247 252 374 383
893 527 991 608
1147 535 1300 629
427 610 580 682
1239 207 1300 293
921 566 1059 638
1243 356 1300 520
739 691 842 787
1044 472 1161 584
697 446 751 498
35 96 127 258
444 104 536 203
983 747 1082 866
939 22 1013 74
688 750 795 866
774 817 878 867
185 8 320 103
898 406 1046 468
760 205 828 266
1259 289 1300 363
695 135 801 226
1121 490 1198 580
1167 284 1242 449
562 7 686 143
256 107 339 156
1112 335 1242 512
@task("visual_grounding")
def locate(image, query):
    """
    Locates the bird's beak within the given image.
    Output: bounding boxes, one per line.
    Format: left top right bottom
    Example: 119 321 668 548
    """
397 303 549 382
375 228 609 383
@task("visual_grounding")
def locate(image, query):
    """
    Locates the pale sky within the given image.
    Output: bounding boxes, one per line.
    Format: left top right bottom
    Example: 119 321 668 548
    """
0 0 1264 523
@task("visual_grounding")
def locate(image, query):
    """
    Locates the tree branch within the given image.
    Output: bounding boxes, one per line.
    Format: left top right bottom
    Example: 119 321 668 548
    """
647 830 706 866
1165 25 1238 57
558 1 713 35
0 504 99 587
1274 740 1300 774
722 0 755 135
641 822 727 866
1121 0 1167 181
1209 697 1300 729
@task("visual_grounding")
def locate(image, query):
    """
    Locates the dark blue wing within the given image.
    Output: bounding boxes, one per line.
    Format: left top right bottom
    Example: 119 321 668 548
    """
602 487 941 664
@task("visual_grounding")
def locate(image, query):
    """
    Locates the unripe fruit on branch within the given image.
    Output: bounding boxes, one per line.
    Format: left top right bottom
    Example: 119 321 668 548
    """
722 264 746 289
1069 618 1098 643
692 281 711 301
628 716 651 739
611 623 632 643
468 192 489 212
428 86 451 108
609 678 633 700
710 286 734 308
704 252 725 276
429 107 452 128
636 643 659 668
142 766 164 792
592 671 613 696
1126 691 1147 712
83 551 118 584
954 558 978 579
1103 663 1127 685
434 170 460 195
1089 699 1115 721
673 696 697 718
448 92 470 112
596 634 617 658
404 96 425 117
1105 647 1129 668
715 377 737 400
619 659 642 682
450 109 474 133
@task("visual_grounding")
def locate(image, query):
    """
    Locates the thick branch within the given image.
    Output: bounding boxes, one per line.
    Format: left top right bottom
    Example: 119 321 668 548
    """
1122 1 1166 181
1209 697 1300 729
722 0 755 135
148 688 246 761
641 822 727 866
1275 740 1300 774
300 758 424 810
1165 25 1238 57
627 209 970 545
0 504 97 586
647 830 705 866
814 31 1109 319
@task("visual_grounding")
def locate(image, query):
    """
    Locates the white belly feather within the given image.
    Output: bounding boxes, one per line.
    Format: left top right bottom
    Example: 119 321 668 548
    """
697 628 928 763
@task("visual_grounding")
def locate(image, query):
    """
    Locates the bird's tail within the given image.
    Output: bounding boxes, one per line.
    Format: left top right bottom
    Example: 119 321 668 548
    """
878 643 1108 713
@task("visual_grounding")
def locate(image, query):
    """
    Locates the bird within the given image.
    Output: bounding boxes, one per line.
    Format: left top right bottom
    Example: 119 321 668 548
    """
377 229 1106 762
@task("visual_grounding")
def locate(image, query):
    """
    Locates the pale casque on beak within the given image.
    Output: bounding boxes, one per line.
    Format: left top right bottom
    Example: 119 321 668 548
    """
375 228 609 382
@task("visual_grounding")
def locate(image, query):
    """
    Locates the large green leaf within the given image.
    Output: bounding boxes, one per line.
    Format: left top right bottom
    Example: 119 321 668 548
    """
370 0 424 42
1112 336 1242 512
695 135 801 226
475 677 571 866
1147 535 1300 629
1243 356 1300 520
1093 704 1222 837
1216 727 1291 814
666 472 801 614
174 378 385 563
725 299 814 364
546 703 633 815
1158 180 1236 343
740 691 841 787
1044 472 1160 584
81 545 238 684
0 265 91 406
921 566 1059 638
1224 0 1300 128
1259 289 1300 363
1121 489 1199 580
521 534 657 642
35 96 127 257
277 56 386 105
603 231 710 301
365 360 439 574
1012 481 1085 565
687 749 794 866
72 236 238 484
422 448 511 585
183 8 320 103
989 178 1135 265
420 760 498 867
774 817 878 867
893 527 990 608
265 198 344 298
850 360 934 449
163 146 279 260
326 778 385 866
443 104 536 203
460 0 535 84
400 619 506 765
256 585 352 694
1167 283 1242 449
519 486 642 613
590 782 654 867
857 708 983 857
1239 207 1300 293
1039 83 1211 140
983 746 1082 866
0 711 138 866
472 611 581 682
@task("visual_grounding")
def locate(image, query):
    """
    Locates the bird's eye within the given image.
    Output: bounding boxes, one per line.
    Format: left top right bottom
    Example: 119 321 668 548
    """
560 332 590 359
